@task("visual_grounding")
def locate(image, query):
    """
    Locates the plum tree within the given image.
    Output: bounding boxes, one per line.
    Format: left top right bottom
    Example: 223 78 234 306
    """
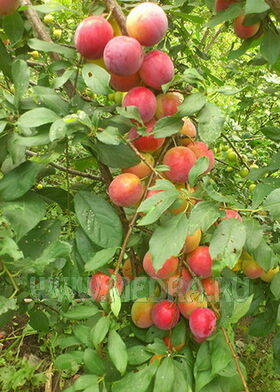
184 229 202 254
90 271 123 302
74 16 114 59
187 246 213 278
151 300 180 330
163 146 197 183
143 252 178 279
110 73 141 92
126 2 168 46
233 13 261 40
155 92 184 119
189 308 217 339
131 298 154 328
0 0 18 16
103 36 144 76
122 153 154 179
139 50 174 90
180 118 197 145
128 119 165 152
178 291 207 319
122 87 157 122
108 173 144 207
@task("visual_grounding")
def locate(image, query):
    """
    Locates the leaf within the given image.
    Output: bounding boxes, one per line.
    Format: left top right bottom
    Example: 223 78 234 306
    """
154 357 175 392
178 93 206 117
49 119 67 142
75 227 101 263
85 247 118 272
260 30 280 65
0 296 17 316
264 188 280 218
252 239 275 271
149 213 188 271
91 316 110 347
1 192 46 241
187 201 221 234
0 161 44 201
54 351 84 370
116 106 143 125
271 273 280 299
74 374 99 391
63 304 99 320
96 127 122 145
3 12 24 44
153 117 183 138
0 236 23 260
210 219 246 273
110 287 122 317
29 309 49 332
210 332 232 376
188 157 209 187
127 345 152 365
245 0 270 14
112 363 158 392
229 294 254 324
28 38 76 59
12 60 30 108
0 40 12 79
18 108 59 128
244 219 263 253
74 191 123 248
95 141 140 168
83 349 105 376
82 64 112 95
260 126 280 141
33 86 69 116
198 103 225 144
206 3 243 27
53 69 75 89
108 330 128 375
249 308 276 337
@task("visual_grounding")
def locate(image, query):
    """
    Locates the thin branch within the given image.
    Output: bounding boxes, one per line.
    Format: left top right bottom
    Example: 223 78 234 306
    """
26 150 102 181
222 133 250 170
205 25 224 52
215 158 239 171
104 0 128 35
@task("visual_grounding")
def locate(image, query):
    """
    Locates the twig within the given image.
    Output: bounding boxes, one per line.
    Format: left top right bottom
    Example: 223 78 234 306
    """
215 158 239 170
222 133 250 170
205 25 224 52
26 150 102 181
104 0 128 35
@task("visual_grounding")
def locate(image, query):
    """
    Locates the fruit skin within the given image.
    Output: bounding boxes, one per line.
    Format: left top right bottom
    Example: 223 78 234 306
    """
122 153 154 178
163 268 192 297
131 298 154 328
180 118 197 145
226 150 237 161
53 29 62 39
221 209 242 222
43 13 54 24
122 87 157 123
128 120 165 152
139 50 174 90
260 267 279 282
187 246 213 278
0 0 18 16
30 51 40 59
239 167 249 178
108 173 144 207
163 146 197 184
143 252 179 279
155 92 184 119
163 336 185 352
110 73 141 92
233 13 260 40
215 0 236 12
122 258 145 280
104 36 144 76
242 253 264 279
90 270 123 302
74 16 114 60
190 308 217 339
188 141 215 173
184 229 202 254
201 278 220 302
151 300 180 330
248 183 256 192
126 2 168 46
178 291 207 319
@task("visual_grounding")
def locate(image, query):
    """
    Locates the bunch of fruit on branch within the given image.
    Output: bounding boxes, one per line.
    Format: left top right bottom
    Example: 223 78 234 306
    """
73 2 278 349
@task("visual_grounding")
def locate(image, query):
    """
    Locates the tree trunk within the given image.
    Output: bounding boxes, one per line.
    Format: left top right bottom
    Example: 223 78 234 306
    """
266 0 280 20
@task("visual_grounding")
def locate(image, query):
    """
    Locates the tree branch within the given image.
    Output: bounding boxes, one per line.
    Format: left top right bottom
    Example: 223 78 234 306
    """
222 133 250 170
266 0 280 20
104 0 128 34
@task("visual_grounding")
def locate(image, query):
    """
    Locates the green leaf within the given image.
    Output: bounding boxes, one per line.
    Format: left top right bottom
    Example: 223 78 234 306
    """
108 330 128 375
53 69 75 89
3 12 24 44
63 304 99 320
149 213 188 271
110 287 122 317
244 219 263 253
82 64 112 95
85 247 118 272
0 40 12 79
84 348 105 376
74 191 123 248
1 192 46 241
210 219 246 273
0 236 23 260
29 309 49 332
260 126 280 141
33 86 69 116
0 161 44 201
264 188 280 218
54 351 84 370
75 227 101 263
74 374 99 391
112 363 158 392
49 119 67 142
28 38 76 59
0 296 17 316
153 117 183 138
91 316 110 347
127 345 152 365
188 157 209 187
187 201 221 234
227 39 253 60
229 294 254 324
206 3 243 27
245 0 270 14
154 357 175 392
116 106 143 125
12 60 30 108
18 108 59 128
210 332 232 376
271 273 280 299
249 308 276 337
198 103 225 144
178 93 206 117
96 141 140 168
260 30 280 65
251 239 275 271
96 127 122 145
